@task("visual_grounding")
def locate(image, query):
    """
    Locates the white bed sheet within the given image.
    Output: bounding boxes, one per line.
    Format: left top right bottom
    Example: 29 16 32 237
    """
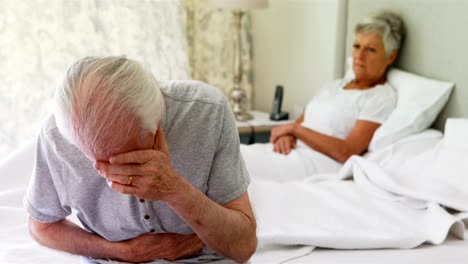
251 231 468 264
1 130 467 264
287 232 468 264
248 129 468 263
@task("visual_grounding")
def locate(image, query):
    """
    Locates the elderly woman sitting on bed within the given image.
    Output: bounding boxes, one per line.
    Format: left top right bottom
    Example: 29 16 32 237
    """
241 11 405 181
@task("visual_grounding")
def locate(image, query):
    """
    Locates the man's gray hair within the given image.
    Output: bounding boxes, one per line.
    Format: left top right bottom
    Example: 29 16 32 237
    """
355 10 405 56
54 56 165 160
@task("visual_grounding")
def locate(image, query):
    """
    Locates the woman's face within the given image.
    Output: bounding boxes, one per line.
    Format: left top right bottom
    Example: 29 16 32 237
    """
352 31 397 83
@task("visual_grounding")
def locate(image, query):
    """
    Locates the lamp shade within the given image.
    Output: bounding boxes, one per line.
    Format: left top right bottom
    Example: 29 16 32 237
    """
206 0 268 9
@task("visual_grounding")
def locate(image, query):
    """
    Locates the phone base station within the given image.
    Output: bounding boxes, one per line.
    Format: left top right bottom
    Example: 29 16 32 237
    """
270 112 289 121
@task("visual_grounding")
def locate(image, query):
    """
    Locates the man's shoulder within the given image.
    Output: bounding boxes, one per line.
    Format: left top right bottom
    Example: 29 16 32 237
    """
160 80 226 106
39 114 76 152
40 114 60 139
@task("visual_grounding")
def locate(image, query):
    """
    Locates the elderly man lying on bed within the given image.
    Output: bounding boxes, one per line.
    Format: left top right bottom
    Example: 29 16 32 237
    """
24 57 256 263
241 10 406 181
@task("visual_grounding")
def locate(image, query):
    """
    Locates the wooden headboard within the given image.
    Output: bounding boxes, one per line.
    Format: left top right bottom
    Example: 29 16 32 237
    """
344 0 468 130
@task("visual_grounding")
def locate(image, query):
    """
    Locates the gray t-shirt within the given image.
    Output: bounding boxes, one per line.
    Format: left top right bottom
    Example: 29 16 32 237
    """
24 80 250 263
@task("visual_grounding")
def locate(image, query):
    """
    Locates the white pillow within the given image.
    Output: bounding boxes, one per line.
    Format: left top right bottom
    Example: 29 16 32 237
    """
345 66 454 151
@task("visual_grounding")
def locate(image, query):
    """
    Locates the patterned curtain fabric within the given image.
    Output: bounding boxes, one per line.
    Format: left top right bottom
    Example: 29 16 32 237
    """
185 0 254 108
0 0 190 159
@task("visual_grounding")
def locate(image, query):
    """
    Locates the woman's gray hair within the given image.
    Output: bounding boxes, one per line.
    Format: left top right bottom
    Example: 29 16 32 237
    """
355 10 405 56
54 56 165 160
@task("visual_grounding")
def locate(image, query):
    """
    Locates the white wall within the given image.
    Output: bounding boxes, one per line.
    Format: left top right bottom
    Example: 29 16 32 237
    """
251 0 347 118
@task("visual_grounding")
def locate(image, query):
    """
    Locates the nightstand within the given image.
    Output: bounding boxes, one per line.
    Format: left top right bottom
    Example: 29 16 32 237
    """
237 111 293 144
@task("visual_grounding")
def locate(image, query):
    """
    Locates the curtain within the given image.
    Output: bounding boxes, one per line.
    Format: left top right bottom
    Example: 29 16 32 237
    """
185 0 254 108
0 0 190 159
0 0 253 160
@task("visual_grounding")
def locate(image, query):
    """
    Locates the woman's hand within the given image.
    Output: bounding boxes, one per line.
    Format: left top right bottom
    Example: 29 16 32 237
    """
117 233 204 262
270 123 295 143
273 135 297 155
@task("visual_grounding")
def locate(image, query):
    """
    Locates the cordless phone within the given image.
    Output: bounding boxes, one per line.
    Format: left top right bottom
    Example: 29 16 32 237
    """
270 85 289 121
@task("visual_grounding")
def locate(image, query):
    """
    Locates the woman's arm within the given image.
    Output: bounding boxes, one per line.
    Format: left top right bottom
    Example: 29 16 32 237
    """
294 114 305 125
270 114 304 143
28 216 204 262
270 114 304 154
271 119 380 162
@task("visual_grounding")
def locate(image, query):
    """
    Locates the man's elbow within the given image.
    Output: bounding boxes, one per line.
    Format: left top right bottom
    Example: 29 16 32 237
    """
234 250 255 263
231 216 257 263
232 233 257 263
27 215 53 246
28 216 43 242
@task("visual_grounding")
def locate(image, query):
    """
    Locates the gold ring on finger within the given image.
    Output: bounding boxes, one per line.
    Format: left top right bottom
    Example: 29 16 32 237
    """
126 175 134 185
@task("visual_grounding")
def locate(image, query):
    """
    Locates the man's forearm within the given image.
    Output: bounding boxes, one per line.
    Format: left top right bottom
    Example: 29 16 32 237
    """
28 216 120 260
28 216 204 262
165 182 257 263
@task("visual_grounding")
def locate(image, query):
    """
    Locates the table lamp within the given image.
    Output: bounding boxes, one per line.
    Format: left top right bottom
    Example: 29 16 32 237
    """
206 0 269 121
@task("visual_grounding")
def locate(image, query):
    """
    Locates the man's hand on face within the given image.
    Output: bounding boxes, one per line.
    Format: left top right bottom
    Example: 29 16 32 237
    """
94 127 184 201
116 232 204 262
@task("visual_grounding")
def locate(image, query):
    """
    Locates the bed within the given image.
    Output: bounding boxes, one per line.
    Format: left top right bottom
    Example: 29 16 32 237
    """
2 1 468 264
248 126 468 263
247 0 468 262
2 129 467 264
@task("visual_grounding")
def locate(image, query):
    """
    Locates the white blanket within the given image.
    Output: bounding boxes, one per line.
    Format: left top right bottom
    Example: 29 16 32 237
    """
1 129 466 263
240 141 343 182
249 129 468 259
